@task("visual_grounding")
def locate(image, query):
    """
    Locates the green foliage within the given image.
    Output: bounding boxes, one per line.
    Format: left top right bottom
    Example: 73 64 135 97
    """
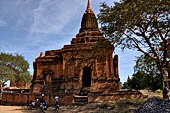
98 0 169 98
120 82 123 88
134 55 170 91
0 52 32 84
122 80 131 89
93 39 113 57
135 55 159 75
122 70 162 91
98 0 169 47
123 55 170 91
155 89 162 93
130 71 150 90
93 39 113 50
98 0 169 69
134 55 162 91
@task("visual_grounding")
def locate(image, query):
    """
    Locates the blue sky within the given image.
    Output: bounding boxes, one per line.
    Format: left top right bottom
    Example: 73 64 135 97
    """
0 0 140 83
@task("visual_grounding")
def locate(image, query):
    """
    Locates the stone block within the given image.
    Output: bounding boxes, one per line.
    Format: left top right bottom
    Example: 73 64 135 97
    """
60 83 65 89
73 83 81 89
65 82 73 89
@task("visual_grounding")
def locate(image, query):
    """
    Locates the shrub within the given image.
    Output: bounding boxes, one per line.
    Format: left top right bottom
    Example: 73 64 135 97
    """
155 89 162 93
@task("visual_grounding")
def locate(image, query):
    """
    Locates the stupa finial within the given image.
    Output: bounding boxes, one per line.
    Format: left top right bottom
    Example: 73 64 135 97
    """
85 0 94 13
87 0 91 10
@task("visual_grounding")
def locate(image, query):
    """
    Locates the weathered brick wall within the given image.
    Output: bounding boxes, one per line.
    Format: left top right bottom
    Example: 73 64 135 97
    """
1 93 74 106
1 91 142 106
88 91 143 103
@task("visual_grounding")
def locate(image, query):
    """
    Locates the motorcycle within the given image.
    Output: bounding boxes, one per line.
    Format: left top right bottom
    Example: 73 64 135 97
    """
27 101 36 110
54 103 59 112
54 96 59 112
39 102 47 113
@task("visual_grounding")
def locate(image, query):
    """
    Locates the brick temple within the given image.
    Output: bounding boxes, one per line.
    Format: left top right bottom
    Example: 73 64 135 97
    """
31 0 120 95
1 0 143 106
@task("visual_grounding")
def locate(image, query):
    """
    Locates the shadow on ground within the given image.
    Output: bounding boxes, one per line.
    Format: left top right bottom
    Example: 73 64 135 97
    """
20 100 143 113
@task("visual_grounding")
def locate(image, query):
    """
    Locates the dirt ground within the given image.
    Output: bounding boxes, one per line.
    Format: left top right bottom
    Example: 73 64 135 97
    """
0 103 136 113
0 90 162 113
0 106 72 113
0 99 146 113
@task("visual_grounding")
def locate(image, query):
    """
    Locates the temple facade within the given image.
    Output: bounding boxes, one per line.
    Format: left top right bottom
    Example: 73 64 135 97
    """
31 0 120 94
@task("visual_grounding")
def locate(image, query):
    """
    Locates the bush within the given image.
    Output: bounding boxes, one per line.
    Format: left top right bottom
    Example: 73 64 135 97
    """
155 89 162 93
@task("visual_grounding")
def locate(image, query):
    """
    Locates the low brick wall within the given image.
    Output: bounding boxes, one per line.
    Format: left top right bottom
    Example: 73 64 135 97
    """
88 91 143 102
1 92 74 106
1 91 142 106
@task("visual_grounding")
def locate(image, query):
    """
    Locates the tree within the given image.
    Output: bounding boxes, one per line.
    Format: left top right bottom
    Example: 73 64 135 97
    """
123 55 170 91
122 79 131 89
123 71 150 90
0 52 32 87
98 0 170 98
134 55 162 91
135 55 170 91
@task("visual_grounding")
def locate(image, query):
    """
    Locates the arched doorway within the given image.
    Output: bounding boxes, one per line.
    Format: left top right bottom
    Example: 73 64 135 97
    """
82 67 91 87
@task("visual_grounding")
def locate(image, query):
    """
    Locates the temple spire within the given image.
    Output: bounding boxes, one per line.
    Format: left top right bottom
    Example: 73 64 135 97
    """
79 0 98 33
86 0 94 13
87 0 91 10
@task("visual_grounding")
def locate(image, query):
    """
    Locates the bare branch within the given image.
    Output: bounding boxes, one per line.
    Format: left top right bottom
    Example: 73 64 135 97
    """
165 30 170 39
123 32 157 60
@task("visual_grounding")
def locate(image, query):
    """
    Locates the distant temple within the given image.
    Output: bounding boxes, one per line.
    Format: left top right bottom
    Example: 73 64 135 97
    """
31 0 120 94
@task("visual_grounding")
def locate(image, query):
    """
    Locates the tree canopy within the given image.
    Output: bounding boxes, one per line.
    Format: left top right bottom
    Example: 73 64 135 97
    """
123 71 150 90
0 52 32 85
134 55 160 76
98 0 170 98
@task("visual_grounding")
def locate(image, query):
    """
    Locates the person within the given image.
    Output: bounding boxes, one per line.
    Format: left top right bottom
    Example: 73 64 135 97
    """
39 94 46 104
39 93 47 112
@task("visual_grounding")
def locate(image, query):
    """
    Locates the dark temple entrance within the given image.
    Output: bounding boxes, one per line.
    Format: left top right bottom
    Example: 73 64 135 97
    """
82 67 91 87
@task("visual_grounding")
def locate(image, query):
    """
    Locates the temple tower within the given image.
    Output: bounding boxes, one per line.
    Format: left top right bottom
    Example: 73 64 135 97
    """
31 0 120 94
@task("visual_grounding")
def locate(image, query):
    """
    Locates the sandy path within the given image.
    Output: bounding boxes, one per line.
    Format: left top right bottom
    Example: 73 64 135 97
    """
0 106 27 113
0 105 93 113
0 105 105 113
0 106 56 113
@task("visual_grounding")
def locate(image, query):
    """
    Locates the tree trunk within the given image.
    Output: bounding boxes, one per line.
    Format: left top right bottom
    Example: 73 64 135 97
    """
162 68 169 99
0 80 2 99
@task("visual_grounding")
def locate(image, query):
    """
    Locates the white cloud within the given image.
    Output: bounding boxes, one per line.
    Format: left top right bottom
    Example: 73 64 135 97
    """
26 0 120 51
24 0 86 49
29 0 84 39
14 0 39 31
0 19 7 27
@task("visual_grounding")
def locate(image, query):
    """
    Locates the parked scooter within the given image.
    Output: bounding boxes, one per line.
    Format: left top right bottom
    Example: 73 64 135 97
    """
39 102 47 113
39 94 47 113
54 96 59 112
27 100 37 110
